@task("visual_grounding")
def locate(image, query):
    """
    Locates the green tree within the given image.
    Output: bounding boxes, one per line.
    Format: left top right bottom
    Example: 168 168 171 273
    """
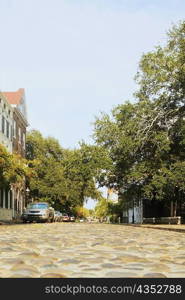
93 21 185 217
0 144 31 187
95 197 109 220
26 130 67 207
73 206 90 218
26 131 110 211
62 142 112 206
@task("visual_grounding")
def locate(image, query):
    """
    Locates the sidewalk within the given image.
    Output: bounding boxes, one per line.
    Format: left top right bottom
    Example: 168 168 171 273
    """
127 223 185 233
0 219 22 225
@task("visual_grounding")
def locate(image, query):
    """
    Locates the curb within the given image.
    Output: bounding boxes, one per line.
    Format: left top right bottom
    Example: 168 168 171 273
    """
93 223 185 233
0 220 22 225
124 224 185 233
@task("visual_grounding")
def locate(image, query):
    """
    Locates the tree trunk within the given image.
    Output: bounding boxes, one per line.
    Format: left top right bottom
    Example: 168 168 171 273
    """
170 201 173 217
174 201 177 217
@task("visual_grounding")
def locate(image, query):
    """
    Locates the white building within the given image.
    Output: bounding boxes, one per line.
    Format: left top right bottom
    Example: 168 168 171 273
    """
0 89 29 221
0 92 13 153
0 92 14 221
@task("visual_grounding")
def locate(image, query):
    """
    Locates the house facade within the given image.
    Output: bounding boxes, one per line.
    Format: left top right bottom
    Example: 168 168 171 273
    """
3 89 28 158
0 89 28 221
0 92 13 153
0 92 14 220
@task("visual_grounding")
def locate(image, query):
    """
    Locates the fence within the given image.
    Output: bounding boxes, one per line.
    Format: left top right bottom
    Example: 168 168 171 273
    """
142 216 181 225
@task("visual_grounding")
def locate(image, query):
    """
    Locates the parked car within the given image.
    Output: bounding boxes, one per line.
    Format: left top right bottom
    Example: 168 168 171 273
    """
54 211 62 222
21 202 54 223
69 215 75 222
58 212 63 222
62 213 70 222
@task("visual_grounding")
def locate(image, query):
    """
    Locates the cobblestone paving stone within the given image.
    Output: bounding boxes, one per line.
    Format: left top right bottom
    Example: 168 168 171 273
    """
0 223 185 278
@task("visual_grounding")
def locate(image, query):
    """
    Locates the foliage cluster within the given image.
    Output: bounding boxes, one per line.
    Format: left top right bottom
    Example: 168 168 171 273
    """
93 21 185 215
0 144 32 188
26 130 111 212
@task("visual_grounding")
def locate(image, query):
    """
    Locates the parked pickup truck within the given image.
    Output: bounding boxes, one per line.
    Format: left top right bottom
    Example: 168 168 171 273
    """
21 202 54 223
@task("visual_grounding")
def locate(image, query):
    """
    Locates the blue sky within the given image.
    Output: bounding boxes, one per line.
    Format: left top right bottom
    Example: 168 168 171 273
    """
0 0 184 208
0 0 184 149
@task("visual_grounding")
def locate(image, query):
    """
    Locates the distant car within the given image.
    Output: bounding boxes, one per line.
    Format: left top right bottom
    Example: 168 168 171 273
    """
58 212 63 221
54 211 62 222
69 215 75 222
21 202 54 223
62 213 69 222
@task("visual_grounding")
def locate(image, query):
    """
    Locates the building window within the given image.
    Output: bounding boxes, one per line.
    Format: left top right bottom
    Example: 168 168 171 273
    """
6 120 9 138
5 189 8 209
2 116 5 134
10 191 12 209
11 125 13 141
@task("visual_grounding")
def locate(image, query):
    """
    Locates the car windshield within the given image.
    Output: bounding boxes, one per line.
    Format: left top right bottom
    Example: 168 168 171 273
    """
27 203 48 209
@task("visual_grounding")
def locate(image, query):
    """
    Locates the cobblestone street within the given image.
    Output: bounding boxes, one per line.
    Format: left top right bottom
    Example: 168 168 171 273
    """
0 223 185 278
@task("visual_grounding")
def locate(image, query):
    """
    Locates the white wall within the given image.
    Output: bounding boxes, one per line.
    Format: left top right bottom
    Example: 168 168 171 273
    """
0 208 13 221
0 92 13 153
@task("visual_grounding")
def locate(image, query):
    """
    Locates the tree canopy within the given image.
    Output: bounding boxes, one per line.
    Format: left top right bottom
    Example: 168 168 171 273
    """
93 21 185 216
0 144 31 188
26 130 110 211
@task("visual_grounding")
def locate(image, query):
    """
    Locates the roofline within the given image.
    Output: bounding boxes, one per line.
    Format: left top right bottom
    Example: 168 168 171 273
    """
0 91 14 110
14 107 29 127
